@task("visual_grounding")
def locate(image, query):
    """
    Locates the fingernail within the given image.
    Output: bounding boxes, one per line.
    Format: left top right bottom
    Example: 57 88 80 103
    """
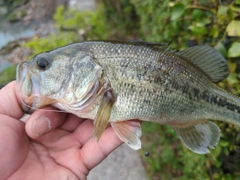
32 116 51 137
20 114 30 123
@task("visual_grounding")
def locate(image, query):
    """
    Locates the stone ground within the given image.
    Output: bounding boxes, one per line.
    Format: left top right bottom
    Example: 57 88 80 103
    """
88 144 148 180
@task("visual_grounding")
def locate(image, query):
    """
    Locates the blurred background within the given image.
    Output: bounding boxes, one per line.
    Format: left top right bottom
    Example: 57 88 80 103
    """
1 0 240 179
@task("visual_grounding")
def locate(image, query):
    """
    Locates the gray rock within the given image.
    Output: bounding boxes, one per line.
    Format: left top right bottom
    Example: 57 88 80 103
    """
69 0 95 11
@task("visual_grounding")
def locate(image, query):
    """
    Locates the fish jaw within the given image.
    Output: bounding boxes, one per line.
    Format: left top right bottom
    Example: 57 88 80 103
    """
16 63 54 114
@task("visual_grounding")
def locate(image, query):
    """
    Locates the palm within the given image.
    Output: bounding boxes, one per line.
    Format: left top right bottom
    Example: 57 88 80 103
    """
0 82 122 180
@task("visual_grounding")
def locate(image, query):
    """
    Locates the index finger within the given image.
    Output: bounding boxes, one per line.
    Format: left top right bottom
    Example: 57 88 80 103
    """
80 125 123 170
0 81 24 119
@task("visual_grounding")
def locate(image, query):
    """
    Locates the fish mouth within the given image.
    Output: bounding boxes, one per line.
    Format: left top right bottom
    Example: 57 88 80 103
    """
17 63 41 114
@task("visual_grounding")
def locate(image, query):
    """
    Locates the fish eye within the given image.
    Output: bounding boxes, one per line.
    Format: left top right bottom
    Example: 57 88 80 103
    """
37 57 50 70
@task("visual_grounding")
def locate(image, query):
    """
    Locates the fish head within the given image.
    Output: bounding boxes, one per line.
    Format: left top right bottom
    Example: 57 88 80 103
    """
17 47 103 114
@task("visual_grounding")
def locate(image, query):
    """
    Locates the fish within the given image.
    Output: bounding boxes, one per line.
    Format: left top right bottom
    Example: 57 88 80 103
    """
16 41 240 154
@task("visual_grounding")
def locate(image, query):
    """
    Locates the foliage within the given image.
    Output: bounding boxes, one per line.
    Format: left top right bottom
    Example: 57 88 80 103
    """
53 5 108 40
97 0 140 39
0 65 17 84
23 32 78 58
23 4 109 58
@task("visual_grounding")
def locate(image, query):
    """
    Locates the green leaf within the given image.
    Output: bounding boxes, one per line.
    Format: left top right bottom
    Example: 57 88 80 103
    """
189 25 207 36
196 19 211 26
227 73 238 85
228 42 240 58
215 42 227 58
217 5 228 17
227 61 237 73
227 7 235 21
171 3 185 20
236 0 240 4
226 20 240 36
210 25 219 38
192 9 204 20
219 140 229 147
230 5 240 13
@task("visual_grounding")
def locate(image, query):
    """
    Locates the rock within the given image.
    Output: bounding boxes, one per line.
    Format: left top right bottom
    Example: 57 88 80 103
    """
0 6 7 16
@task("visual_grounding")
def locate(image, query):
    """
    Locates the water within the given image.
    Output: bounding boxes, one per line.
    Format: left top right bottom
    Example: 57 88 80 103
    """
0 19 36 49
0 57 12 72
0 16 37 72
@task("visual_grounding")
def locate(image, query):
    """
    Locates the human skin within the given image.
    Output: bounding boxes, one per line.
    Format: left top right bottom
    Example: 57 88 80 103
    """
0 81 123 180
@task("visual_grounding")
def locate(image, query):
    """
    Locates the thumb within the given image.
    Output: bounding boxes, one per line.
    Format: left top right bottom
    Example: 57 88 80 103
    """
25 106 67 139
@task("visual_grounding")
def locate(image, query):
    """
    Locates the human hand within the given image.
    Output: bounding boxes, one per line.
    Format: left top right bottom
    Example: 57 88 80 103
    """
0 81 123 180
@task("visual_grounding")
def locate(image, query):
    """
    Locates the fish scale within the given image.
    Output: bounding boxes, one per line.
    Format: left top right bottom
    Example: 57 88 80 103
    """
17 41 240 154
85 42 219 122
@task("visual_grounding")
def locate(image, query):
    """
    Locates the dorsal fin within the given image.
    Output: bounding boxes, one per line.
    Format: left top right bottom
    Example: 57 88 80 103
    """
177 46 229 82
128 40 173 52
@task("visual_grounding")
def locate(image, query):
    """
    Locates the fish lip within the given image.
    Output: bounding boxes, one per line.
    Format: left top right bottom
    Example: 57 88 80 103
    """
21 101 34 114
16 63 25 93
16 63 31 113
16 63 40 114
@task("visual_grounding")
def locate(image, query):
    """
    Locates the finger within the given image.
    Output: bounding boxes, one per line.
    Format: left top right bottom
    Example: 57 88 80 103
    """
72 119 94 145
0 81 24 119
25 106 68 139
36 119 94 150
0 115 29 180
80 125 123 170
60 113 87 132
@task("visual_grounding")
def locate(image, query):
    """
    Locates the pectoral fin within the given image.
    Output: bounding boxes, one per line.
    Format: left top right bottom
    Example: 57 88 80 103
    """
172 121 220 154
93 91 114 141
111 121 142 150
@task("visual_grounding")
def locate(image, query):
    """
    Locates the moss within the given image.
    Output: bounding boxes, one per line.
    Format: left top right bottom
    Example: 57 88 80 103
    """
0 65 16 85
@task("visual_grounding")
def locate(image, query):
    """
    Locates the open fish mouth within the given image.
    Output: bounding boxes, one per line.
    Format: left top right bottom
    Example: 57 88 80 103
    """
16 63 41 114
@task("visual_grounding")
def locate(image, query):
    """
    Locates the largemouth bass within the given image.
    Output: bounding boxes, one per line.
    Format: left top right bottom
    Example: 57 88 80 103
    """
16 41 240 154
